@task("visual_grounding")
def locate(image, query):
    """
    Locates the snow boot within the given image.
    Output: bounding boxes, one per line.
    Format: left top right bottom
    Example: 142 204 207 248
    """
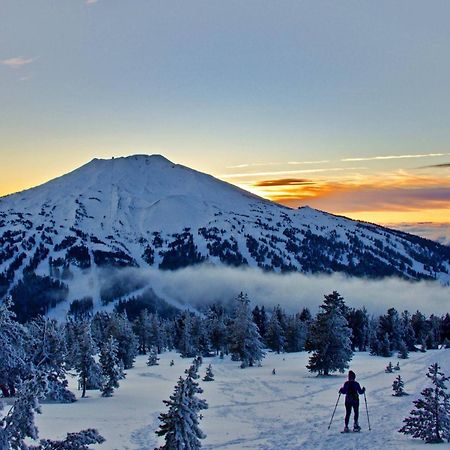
341 426 350 433
353 424 361 432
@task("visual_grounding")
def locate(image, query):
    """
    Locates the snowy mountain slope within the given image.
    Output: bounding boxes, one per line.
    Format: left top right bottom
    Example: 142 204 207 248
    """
0 154 449 316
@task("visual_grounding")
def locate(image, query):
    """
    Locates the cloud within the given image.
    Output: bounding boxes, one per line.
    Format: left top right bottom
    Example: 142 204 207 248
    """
252 171 450 213
419 163 450 169
226 160 330 169
254 178 315 187
85 0 98 4
387 222 450 246
1 56 35 69
341 152 450 162
144 265 450 316
220 167 367 179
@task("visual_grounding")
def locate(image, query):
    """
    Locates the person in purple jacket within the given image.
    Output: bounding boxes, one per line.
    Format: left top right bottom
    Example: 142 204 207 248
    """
339 370 366 432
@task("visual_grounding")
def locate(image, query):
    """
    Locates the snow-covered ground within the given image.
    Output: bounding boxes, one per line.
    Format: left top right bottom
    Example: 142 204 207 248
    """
36 349 450 449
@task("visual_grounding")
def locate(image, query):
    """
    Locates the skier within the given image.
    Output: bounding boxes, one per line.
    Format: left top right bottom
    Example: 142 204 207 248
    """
339 370 366 432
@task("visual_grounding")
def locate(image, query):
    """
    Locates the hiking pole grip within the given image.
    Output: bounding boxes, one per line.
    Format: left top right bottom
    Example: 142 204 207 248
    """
328 392 341 430
364 391 371 431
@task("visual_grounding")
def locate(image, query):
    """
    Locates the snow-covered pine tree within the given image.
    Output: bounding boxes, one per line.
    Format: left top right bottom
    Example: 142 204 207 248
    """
265 307 286 354
392 375 407 396
99 336 121 397
397 339 409 359
284 313 307 353
385 362 394 373
30 428 105 450
147 346 160 366
155 375 207 450
379 308 403 352
184 361 208 415
106 313 138 370
399 363 450 443
133 309 152 355
179 312 197 358
205 306 228 356
395 362 400 371
0 374 46 450
307 291 353 375
400 310 416 352
0 297 29 398
149 313 165 354
28 317 76 403
73 320 98 398
203 365 214 382
229 292 265 368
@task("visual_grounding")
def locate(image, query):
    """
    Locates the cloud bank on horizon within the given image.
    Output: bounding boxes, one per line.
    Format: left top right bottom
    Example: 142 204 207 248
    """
144 264 450 316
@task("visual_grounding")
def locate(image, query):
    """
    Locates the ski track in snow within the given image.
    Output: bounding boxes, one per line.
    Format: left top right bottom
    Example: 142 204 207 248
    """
35 350 450 450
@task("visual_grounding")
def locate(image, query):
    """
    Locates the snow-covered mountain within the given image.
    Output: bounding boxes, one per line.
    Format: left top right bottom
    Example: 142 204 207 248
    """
1 154 449 319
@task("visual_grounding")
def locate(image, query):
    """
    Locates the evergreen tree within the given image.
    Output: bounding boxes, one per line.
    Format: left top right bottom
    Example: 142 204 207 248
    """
265 307 286 353
385 362 394 373
426 315 441 350
133 309 152 355
0 374 46 450
400 310 416 352
147 346 160 366
379 308 403 351
203 365 214 382
73 321 98 398
28 317 75 403
285 314 307 353
179 312 196 358
397 340 409 359
392 375 407 396
346 307 369 351
31 429 105 450
156 373 207 450
411 311 430 345
229 293 265 368
99 336 121 397
106 313 138 370
399 363 450 443
252 305 268 340
206 307 227 355
307 291 353 375
0 298 29 398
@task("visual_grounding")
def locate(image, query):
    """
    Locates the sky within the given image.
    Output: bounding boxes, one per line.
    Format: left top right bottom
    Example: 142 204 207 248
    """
1 1 449 242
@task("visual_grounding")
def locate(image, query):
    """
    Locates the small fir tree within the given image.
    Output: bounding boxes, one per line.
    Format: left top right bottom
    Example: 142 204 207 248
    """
392 375 407 397
156 374 207 450
147 346 160 366
385 362 394 373
203 365 214 382
99 336 121 397
394 362 400 371
397 340 409 359
229 293 265 368
399 363 450 443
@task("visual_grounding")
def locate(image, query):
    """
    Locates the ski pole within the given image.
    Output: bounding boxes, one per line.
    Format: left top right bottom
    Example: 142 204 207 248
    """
364 391 371 431
328 392 341 430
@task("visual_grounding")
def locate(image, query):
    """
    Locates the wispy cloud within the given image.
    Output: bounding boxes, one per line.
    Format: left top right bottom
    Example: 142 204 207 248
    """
341 152 450 162
419 162 450 169
254 178 315 187
220 167 366 179
1 56 36 69
226 160 329 169
85 0 99 4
